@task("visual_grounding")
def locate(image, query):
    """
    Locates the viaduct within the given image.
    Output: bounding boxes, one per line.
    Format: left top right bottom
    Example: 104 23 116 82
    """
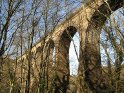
17 0 123 93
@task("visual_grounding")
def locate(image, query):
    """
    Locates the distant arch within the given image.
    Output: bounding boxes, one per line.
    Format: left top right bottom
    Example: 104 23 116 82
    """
44 39 55 65
36 46 43 53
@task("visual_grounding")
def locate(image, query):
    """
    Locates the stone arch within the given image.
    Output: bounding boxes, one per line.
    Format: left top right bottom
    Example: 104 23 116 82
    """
81 0 123 92
36 46 43 53
43 39 55 65
41 38 56 91
35 45 44 59
55 26 79 93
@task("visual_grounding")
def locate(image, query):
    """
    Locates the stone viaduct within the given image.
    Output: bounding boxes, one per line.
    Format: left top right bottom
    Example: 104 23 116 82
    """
18 0 123 93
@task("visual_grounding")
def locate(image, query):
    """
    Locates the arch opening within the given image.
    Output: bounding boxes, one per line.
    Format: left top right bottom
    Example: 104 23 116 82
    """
69 32 79 76
100 7 124 67
58 26 79 75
